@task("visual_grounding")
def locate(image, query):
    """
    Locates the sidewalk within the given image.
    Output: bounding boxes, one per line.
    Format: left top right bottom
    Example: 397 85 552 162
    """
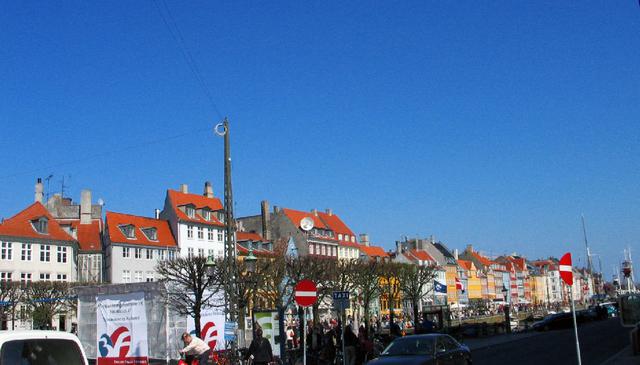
600 346 638 365
461 331 543 351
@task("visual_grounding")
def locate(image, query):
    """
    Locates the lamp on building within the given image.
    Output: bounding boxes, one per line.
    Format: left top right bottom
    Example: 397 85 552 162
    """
205 255 216 277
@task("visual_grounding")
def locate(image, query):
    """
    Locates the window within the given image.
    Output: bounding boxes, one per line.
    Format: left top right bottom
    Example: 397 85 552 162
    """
40 245 50 262
216 211 225 223
56 274 67 281
146 249 153 260
351 236 356 243
122 270 131 283
141 227 157 241
134 271 143 282
32 217 48 234
321 245 326 256
119 225 135 239
21 243 31 261
158 249 165 260
197 227 204 240
0 272 12 282
20 273 32 285
198 248 204 257
188 248 194 258
146 272 154 282
203 209 211 221
57 246 67 263
186 206 195 218
207 229 214 241
168 250 176 260
135 248 142 259
309 244 314 255
1 242 12 260
208 249 214 257
187 225 194 238
39 273 50 281
338 234 343 241
344 235 349 242
122 247 130 258
217 231 223 242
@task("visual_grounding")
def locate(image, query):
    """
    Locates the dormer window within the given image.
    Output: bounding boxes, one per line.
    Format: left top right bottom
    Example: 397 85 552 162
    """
185 206 195 218
344 235 349 242
351 236 356 243
202 209 211 221
32 217 48 234
119 224 136 239
338 234 343 241
141 227 158 241
216 211 225 223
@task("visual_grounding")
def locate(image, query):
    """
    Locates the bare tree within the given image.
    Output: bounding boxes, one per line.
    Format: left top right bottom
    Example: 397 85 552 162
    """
24 281 75 330
397 263 439 325
378 261 403 327
352 260 382 332
0 281 22 330
156 256 223 336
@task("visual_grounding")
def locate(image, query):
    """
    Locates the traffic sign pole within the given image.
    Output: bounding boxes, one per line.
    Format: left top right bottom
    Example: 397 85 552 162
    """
570 287 582 365
303 306 307 365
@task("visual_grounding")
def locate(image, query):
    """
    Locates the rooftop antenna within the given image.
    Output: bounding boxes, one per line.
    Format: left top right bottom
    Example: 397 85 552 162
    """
60 174 71 198
44 174 53 202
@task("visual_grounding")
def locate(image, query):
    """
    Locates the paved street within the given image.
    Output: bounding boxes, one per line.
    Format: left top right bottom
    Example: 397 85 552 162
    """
471 318 631 365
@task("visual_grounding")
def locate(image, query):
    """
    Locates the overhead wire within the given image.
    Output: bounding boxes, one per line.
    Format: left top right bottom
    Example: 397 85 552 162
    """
152 0 224 120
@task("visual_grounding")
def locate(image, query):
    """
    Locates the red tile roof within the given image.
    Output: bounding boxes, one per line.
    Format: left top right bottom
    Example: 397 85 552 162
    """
0 202 75 242
281 208 328 230
106 211 177 248
236 244 274 257
64 220 102 252
470 251 493 267
167 190 224 226
237 232 264 242
457 259 473 271
359 245 389 258
407 249 435 263
317 211 357 245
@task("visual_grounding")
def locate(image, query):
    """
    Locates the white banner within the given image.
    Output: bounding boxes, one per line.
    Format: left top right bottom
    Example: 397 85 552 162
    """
96 292 148 365
186 307 226 351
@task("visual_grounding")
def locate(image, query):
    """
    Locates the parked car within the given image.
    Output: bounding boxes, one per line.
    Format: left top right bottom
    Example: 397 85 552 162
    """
0 330 88 365
532 312 574 331
366 334 472 365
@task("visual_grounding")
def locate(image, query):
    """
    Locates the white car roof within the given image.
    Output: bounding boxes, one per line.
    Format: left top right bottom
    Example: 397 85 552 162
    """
0 330 80 343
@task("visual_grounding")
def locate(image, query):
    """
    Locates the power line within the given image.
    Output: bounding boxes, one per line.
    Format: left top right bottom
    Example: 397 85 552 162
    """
0 126 211 180
152 0 224 119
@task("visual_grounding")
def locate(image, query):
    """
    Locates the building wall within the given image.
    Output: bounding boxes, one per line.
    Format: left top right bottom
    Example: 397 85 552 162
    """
107 244 177 284
445 265 458 304
78 253 103 283
0 237 77 282
466 270 482 300
176 223 225 258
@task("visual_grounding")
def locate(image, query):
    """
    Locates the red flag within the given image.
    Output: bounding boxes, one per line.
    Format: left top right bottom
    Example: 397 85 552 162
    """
559 253 573 286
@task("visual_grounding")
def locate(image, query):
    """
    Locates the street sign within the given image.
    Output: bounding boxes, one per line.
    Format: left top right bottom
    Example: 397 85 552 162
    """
224 321 237 341
294 279 317 307
333 291 350 310
559 253 573 286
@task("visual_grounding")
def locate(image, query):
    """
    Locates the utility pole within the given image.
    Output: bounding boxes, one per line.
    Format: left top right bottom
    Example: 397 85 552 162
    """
217 118 239 345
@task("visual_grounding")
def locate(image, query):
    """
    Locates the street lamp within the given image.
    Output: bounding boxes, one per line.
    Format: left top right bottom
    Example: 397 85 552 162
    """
205 255 217 277
245 248 257 274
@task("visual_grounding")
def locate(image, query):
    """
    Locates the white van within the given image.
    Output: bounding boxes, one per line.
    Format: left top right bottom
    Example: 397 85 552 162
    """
0 330 88 365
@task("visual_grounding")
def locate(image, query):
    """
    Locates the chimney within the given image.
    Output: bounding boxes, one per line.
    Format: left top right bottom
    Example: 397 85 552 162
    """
466 244 473 253
204 181 214 198
454 249 459 260
154 209 160 219
359 234 370 247
325 208 333 216
311 209 318 216
34 178 43 203
273 205 280 213
180 184 188 194
80 190 92 225
261 200 271 240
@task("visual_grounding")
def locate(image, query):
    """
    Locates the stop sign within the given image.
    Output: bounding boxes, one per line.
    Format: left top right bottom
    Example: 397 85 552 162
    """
559 252 573 286
294 279 317 307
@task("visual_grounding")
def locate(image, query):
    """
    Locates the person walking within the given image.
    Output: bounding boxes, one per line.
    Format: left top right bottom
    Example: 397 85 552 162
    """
180 332 211 365
343 325 358 365
247 328 273 365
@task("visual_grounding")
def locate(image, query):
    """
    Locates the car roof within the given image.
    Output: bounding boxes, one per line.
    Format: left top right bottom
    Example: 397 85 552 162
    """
0 330 81 343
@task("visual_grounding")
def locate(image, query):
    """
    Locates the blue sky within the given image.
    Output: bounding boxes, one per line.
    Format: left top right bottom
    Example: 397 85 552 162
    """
1 1 638 279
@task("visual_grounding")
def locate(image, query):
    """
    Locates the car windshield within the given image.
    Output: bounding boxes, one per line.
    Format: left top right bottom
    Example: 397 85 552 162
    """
381 337 435 356
0 339 85 365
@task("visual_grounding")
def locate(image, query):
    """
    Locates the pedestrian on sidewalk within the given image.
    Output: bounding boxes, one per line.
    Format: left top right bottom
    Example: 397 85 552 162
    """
247 328 274 365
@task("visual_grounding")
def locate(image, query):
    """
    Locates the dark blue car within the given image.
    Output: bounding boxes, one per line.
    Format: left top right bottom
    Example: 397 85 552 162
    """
366 334 472 365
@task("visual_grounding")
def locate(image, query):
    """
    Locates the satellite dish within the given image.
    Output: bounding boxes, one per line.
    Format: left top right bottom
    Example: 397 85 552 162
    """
300 217 314 231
